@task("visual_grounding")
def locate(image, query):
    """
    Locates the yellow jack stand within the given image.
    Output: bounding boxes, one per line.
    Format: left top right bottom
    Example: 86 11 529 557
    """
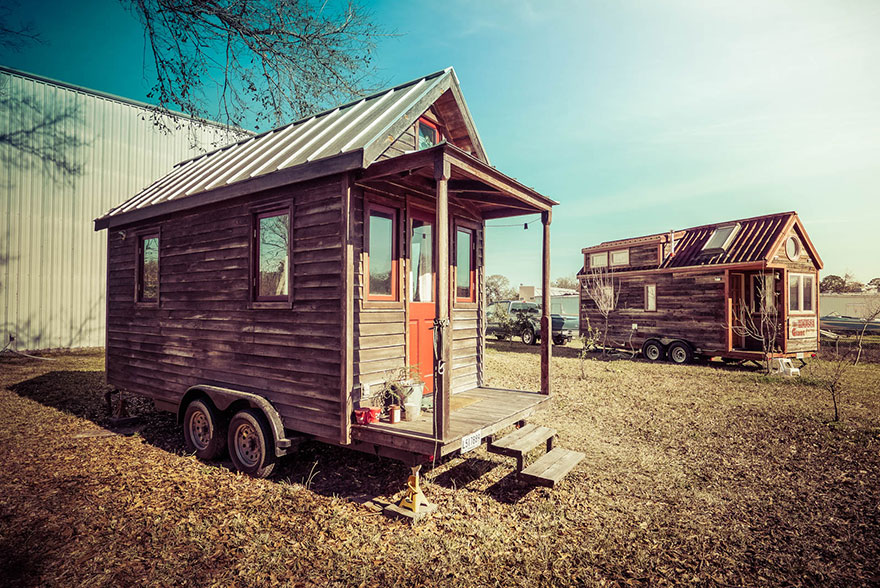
384 465 437 524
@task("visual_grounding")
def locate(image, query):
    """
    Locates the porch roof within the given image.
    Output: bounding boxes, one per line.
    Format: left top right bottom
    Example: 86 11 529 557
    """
357 143 557 220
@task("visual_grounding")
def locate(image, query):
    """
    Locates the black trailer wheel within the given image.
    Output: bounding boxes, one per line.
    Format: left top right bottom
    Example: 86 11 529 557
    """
228 409 276 478
553 336 569 346
668 342 693 365
642 339 664 362
521 327 537 346
183 399 227 460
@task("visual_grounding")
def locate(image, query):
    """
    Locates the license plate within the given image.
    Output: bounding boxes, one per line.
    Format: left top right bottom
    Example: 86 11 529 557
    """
460 430 482 454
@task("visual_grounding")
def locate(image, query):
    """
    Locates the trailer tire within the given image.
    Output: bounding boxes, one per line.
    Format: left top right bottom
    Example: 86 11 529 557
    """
521 327 537 346
642 339 664 362
668 342 693 365
183 399 227 460
228 409 277 478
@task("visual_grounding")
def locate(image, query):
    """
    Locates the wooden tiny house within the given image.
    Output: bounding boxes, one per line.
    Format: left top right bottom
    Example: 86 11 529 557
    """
95 68 578 482
577 212 822 364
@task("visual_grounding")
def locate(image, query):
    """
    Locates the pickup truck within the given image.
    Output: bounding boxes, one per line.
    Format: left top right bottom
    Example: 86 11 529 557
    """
486 300 578 345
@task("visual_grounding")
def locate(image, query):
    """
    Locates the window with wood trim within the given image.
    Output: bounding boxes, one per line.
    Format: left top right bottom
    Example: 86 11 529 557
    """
789 273 815 313
610 249 629 267
751 273 775 313
417 118 439 150
645 284 656 311
366 204 398 301
254 211 290 301
590 252 608 268
455 227 476 302
137 233 159 303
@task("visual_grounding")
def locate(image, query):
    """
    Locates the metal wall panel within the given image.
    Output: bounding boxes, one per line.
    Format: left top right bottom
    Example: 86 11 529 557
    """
0 67 240 350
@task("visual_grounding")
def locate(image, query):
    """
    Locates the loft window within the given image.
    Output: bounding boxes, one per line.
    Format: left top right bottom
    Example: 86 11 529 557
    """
610 249 629 266
702 223 741 255
456 227 475 302
367 203 398 301
645 284 656 311
137 233 159 303
785 235 802 261
590 252 608 268
417 118 439 150
255 211 290 301
789 273 815 313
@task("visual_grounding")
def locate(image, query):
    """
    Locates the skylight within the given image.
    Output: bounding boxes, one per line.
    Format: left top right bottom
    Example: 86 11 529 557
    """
701 223 740 254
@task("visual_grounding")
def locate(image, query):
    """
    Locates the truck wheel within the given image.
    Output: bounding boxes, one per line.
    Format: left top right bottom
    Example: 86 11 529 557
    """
521 327 537 346
641 339 664 362
228 409 277 478
183 399 227 460
668 342 693 365
553 336 567 346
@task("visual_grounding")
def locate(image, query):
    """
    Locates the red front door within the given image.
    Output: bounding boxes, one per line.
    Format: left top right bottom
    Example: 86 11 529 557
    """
408 210 435 395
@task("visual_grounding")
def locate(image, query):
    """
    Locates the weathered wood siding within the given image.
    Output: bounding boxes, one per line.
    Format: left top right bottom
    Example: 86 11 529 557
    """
581 270 727 352
106 177 344 440
769 224 820 353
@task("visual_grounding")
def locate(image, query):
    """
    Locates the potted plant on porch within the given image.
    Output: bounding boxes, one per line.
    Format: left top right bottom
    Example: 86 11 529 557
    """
373 366 425 423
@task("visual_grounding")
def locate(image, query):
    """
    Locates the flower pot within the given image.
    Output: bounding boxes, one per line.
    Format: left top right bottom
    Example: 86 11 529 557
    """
354 407 370 425
402 382 424 421
367 407 381 423
388 404 401 424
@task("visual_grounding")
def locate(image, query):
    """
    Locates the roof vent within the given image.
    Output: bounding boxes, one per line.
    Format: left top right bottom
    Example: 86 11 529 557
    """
701 223 740 255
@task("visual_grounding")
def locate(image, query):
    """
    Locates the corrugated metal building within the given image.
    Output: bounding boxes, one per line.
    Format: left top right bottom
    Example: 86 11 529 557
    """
0 66 243 350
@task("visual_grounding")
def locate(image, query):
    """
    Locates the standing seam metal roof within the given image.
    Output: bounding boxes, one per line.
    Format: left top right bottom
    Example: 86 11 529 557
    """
99 68 479 222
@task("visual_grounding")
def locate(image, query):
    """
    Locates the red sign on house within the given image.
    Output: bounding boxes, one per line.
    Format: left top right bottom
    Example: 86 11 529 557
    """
789 316 817 339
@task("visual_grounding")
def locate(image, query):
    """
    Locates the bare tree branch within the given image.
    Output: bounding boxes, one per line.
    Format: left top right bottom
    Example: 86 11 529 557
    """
581 268 618 352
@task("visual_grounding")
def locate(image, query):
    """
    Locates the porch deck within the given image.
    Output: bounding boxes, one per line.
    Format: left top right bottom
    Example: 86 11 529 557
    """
351 387 551 458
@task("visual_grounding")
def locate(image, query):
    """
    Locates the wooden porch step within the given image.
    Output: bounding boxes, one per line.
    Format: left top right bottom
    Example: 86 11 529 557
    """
488 424 556 470
519 447 585 487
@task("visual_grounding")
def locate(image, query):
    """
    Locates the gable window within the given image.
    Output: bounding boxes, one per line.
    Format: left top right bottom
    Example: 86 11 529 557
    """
417 118 439 150
366 203 398 301
702 223 741 255
255 211 290 301
785 235 802 261
456 227 476 302
789 273 815 313
610 249 630 267
137 233 159 303
590 252 608 268
645 284 656 311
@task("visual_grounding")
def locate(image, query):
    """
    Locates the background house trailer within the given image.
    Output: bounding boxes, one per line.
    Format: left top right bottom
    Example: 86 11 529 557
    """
578 212 822 363
96 68 582 484
0 66 240 350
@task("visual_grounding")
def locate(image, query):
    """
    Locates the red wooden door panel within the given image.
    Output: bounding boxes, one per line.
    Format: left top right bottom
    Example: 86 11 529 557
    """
408 212 435 395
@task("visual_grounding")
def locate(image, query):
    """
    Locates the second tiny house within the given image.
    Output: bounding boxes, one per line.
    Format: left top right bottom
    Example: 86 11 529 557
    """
577 212 822 364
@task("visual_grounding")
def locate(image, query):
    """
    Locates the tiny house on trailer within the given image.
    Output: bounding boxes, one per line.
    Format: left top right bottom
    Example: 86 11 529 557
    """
577 212 822 364
95 68 583 487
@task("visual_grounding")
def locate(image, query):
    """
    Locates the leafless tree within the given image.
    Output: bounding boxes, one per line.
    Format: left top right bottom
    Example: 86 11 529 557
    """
854 297 880 366
581 268 618 352
124 0 388 131
731 272 780 373
0 5 86 179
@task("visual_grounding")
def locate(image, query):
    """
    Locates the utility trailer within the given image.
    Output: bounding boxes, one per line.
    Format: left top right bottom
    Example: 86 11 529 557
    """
95 68 583 491
577 212 822 365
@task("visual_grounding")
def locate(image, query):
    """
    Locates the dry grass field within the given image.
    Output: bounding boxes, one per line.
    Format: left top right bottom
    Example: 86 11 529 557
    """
1 343 878 587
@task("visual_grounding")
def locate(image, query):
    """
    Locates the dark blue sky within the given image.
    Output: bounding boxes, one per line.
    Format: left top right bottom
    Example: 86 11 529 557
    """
4 0 879 285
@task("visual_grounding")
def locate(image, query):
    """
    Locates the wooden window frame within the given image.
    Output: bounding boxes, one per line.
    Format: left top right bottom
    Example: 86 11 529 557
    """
644 284 657 312
135 229 160 307
454 221 477 306
750 273 776 314
365 201 400 304
590 252 608 269
788 272 816 315
249 202 293 309
610 248 630 267
416 117 440 150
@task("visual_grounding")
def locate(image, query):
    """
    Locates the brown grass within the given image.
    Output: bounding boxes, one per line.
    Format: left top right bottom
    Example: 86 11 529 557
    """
1 345 878 586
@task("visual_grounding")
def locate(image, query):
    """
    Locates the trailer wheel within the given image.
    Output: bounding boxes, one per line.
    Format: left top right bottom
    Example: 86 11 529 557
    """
521 327 537 346
228 409 277 478
642 339 664 362
668 342 693 365
183 399 227 460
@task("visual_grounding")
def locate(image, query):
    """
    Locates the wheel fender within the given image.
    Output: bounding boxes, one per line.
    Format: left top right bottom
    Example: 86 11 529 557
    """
180 385 291 457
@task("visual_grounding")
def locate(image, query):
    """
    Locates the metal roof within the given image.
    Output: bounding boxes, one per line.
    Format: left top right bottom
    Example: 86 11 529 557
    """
96 67 486 226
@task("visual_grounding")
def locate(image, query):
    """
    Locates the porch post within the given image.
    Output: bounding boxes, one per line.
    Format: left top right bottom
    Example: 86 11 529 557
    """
541 210 552 396
435 154 452 441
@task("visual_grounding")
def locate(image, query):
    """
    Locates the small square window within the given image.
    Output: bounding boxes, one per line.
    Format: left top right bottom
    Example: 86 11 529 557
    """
590 252 608 268
255 211 290 301
137 233 159 303
417 118 439 150
610 249 629 266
